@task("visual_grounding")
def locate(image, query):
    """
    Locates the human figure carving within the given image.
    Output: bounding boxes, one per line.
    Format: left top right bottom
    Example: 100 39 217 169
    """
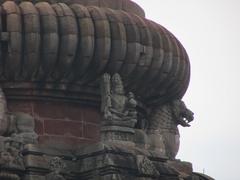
100 73 137 122
147 99 194 159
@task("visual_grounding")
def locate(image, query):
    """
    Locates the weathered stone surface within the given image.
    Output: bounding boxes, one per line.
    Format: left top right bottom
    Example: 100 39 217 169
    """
100 73 137 144
104 9 127 73
70 4 94 79
35 2 58 78
0 1 190 104
0 0 213 179
51 3 78 80
147 100 194 159
2 1 22 80
83 6 111 80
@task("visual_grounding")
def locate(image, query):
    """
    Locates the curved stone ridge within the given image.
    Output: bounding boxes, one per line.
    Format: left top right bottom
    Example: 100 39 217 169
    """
0 0 145 17
0 1 190 105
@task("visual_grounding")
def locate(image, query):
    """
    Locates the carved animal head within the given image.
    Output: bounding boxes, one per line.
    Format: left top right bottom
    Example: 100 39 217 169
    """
172 100 194 127
181 107 194 123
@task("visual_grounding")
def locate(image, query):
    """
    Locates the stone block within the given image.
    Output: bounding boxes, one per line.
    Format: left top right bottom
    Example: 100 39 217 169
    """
82 107 101 124
19 2 37 15
42 33 59 53
99 0 123 9
58 16 78 34
8 100 33 114
24 154 48 170
83 123 100 140
35 2 56 16
9 32 22 52
123 0 145 17
35 119 44 135
33 101 83 121
22 15 40 33
78 18 94 36
126 42 141 63
23 175 46 180
34 102 65 119
94 20 110 37
83 0 99 6
24 33 40 53
38 135 95 149
44 119 83 137
107 61 123 73
40 15 58 33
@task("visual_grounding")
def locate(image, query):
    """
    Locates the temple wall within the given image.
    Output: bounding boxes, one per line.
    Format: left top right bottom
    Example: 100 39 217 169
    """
8 99 101 148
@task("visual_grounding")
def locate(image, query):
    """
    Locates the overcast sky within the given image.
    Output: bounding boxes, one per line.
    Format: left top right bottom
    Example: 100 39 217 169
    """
133 0 240 179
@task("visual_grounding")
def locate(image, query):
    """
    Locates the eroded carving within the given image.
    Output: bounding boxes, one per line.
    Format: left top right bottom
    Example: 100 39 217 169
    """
147 99 194 159
136 155 159 176
0 87 38 145
46 157 66 180
101 73 137 123
0 172 20 180
100 73 137 143
0 136 25 180
171 100 194 127
0 87 38 178
10 112 38 145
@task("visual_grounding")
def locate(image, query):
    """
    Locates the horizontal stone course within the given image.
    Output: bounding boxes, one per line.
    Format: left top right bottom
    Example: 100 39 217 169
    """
7 99 101 147
38 135 97 149
44 119 83 137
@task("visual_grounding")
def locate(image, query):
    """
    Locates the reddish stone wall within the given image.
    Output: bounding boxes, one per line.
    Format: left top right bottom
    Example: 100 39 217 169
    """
8 99 101 149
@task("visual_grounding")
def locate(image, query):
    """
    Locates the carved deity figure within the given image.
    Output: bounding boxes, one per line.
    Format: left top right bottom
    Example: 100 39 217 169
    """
100 73 137 122
147 99 194 159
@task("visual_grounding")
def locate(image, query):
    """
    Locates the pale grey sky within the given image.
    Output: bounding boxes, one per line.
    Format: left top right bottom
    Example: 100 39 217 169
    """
133 0 240 179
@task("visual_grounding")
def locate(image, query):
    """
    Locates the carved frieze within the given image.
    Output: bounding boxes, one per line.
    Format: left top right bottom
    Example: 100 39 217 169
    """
45 157 66 180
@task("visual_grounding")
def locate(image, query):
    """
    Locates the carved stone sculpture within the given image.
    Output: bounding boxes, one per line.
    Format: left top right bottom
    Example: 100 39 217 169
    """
101 73 137 123
171 100 194 127
0 86 38 178
0 86 38 145
10 113 38 145
45 157 66 180
147 99 194 159
100 73 137 144
0 136 25 180
0 0 213 179
136 155 159 176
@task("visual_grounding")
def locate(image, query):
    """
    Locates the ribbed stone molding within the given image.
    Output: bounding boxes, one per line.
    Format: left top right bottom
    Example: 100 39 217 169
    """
0 1 190 105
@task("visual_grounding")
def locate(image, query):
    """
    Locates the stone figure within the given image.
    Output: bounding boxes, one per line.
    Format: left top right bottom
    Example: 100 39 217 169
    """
100 73 138 143
0 86 38 176
147 99 194 159
0 112 38 145
0 136 25 168
171 100 194 127
100 73 137 123
10 113 38 145
136 155 159 176
0 136 25 180
0 86 38 144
